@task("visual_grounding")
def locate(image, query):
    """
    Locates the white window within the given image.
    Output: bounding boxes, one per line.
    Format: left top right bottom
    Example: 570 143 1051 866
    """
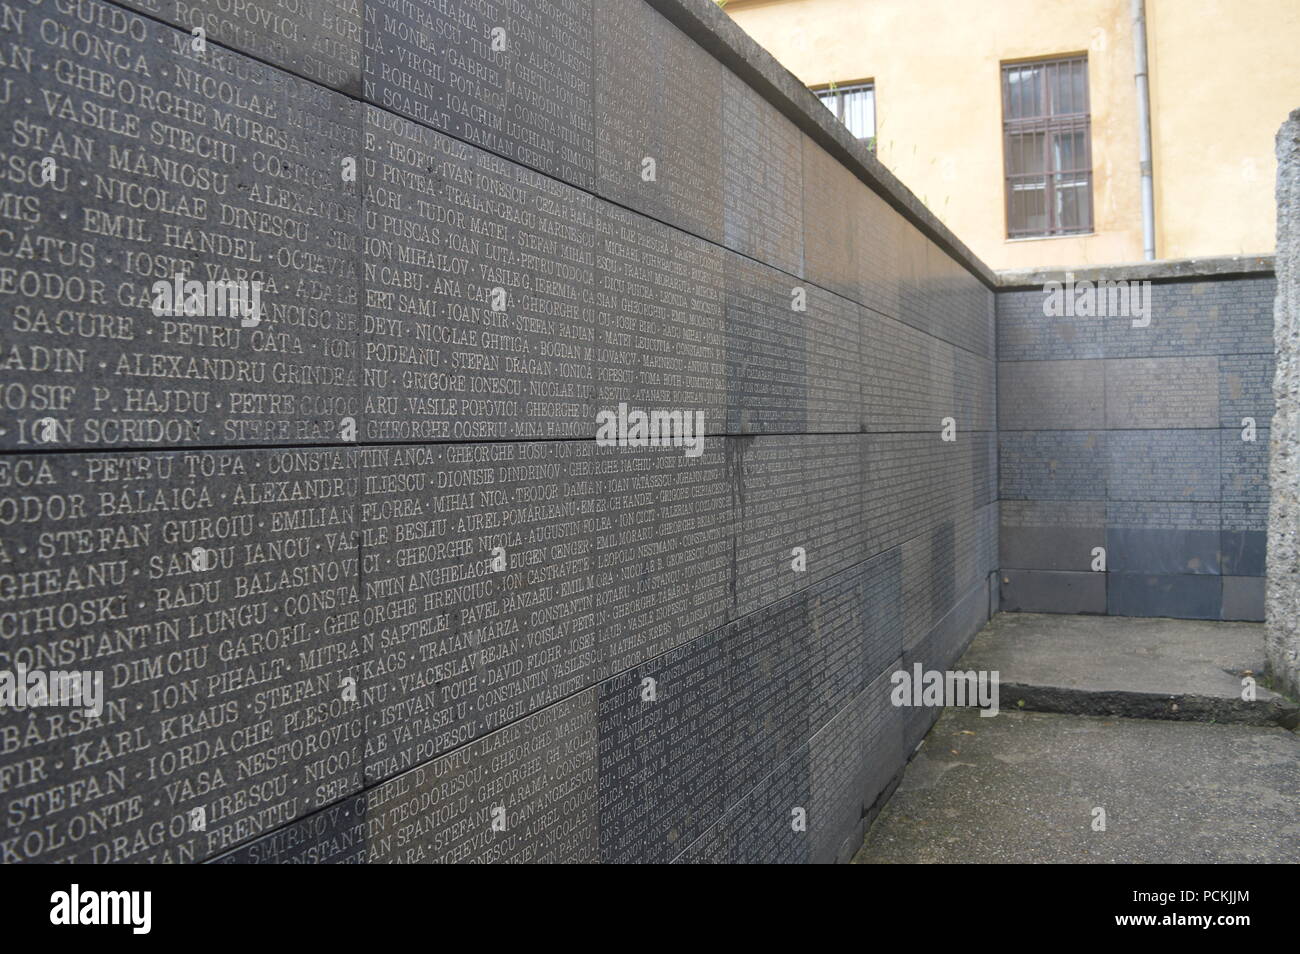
815 82 875 143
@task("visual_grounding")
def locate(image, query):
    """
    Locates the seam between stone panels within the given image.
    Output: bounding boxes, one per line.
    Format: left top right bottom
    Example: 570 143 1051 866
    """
0 429 997 460
83 0 996 374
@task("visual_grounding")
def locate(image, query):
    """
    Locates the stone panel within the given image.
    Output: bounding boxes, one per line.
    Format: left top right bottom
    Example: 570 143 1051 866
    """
216 688 599 864
361 108 597 442
999 569 1107 615
1103 277 1277 359
675 747 811 865
0 448 364 862
0 5 365 451
724 255 809 433
1218 353 1275 427
1221 426 1270 502
594 0 722 241
731 434 861 618
595 205 726 426
354 440 598 783
862 313 952 433
725 591 814 807
996 289 1105 361
1221 576 1265 622
1107 573 1222 620
1222 500 1268 576
999 360 1104 430
1000 500 1106 572
999 431 1106 500
1106 501 1221 575
364 0 597 190
591 440 731 678
1105 430 1219 502
722 72 804 276
1104 356 1219 429
117 0 364 93
864 433 971 557
804 286 861 432
597 630 728 863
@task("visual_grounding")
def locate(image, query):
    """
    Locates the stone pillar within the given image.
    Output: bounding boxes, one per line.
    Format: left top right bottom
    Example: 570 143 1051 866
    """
1268 107 1300 699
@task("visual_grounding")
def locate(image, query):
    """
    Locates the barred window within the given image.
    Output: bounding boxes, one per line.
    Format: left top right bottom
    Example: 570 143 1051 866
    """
815 81 875 145
1002 56 1093 237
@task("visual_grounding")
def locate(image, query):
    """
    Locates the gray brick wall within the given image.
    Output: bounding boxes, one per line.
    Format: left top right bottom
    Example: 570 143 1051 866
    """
997 276 1276 620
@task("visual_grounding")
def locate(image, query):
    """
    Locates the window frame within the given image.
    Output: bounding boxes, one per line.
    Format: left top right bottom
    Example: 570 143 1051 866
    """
813 80 876 145
1000 55 1094 239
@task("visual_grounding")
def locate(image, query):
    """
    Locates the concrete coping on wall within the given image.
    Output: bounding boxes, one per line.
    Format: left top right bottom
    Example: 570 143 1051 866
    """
646 0 1001 290
996 254 1277 290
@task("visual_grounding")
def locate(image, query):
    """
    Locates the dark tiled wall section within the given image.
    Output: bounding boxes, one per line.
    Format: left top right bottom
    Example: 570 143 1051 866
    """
996 277 1275 621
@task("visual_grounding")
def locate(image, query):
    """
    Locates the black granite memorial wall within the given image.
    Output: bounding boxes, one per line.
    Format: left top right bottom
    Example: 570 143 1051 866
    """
997 271 1276 621
0 0 997 863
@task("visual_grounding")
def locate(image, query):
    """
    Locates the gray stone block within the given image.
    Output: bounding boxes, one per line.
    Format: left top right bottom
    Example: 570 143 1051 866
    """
0 0 1009 868
594 440 732 678
1221 425 1270 502
725 254 809 433
999 360 1104 429
731 434 862 617
595 0 722 240
1221 530 1268 577
367 0 597 189
1000 569 1107 615
1107 573 1223 620
999 431 1107 500
1106 500 1222 574
1221 576 1266 622
362 109 598 442
116 0 364 93
801 136 859 304
596 204 726 428
996 288 1105 361
0 448 366 862
723 72 804 276
862 311 951 432
356 441 600 781
1104 277 1277 359
1106 430 1219 501
0 6 365 452
1000 499 1106 571
1107 528 1221 575
1104 356 1220 428
1218 353 1276 427
598 631 728 863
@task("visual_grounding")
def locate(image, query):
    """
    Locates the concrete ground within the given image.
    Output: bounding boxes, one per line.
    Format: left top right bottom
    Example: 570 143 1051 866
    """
855 613 1300 864
960 613 1298 727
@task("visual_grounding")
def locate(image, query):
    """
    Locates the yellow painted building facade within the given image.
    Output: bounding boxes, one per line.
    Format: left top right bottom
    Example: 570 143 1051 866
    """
725 0 1300 270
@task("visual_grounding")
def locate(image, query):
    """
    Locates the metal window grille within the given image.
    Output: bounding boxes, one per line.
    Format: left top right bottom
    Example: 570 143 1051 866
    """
815 81 875 143
1002 56 1093 237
